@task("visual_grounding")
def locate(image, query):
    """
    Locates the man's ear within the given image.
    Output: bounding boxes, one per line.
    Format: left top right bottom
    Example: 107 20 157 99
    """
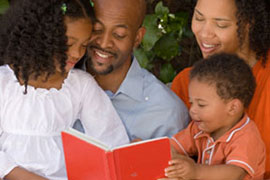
227 99 243 116
133 27 146 49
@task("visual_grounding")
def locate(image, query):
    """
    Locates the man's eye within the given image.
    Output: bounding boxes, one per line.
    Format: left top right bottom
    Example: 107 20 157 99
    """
114 33 126 39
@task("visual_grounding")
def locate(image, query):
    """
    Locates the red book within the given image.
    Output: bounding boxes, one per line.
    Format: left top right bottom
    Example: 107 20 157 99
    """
61 128 171 180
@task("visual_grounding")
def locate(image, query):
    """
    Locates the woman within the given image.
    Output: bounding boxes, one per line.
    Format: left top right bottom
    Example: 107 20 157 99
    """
171 0 270 178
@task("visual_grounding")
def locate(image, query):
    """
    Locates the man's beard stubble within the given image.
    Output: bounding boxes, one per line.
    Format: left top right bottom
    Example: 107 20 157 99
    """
86 45 117 75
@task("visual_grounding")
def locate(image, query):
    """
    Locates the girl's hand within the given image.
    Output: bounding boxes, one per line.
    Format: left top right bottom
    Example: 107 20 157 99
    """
160 155 197 180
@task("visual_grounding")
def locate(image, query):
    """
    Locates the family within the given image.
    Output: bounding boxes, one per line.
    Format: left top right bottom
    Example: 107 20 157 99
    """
0 0 269 179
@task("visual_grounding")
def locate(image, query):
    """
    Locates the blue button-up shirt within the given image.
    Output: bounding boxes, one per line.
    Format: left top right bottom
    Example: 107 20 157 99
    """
104 57 189 141
73 57 189 141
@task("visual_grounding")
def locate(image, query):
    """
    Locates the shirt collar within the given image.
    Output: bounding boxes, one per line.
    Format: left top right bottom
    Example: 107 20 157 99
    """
194 114 250 143
113 56 145 101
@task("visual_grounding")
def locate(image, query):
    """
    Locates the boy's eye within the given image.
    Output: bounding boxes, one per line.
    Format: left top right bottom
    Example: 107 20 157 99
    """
198 104 206 107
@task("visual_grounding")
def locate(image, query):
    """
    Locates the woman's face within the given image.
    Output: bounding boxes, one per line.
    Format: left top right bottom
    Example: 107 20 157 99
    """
192 0 249 58
65 17 92 71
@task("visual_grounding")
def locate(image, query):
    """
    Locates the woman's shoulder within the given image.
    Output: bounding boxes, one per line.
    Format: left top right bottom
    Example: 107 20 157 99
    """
171 67 192 96
174 67 192 80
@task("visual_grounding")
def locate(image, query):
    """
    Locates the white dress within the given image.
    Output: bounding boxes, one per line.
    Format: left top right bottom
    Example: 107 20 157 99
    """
0 65 129 180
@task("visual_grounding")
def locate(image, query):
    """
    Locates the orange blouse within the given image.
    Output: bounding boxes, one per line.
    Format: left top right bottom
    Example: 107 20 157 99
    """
171 54 270 178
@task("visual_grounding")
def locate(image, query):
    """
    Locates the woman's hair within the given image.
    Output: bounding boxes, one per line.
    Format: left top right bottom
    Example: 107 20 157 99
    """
0 0 95 93
234 0 269 64
190 53 256 108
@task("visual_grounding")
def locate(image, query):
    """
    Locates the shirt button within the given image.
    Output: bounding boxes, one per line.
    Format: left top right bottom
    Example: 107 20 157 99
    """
145 97 149 101
205 160 209 164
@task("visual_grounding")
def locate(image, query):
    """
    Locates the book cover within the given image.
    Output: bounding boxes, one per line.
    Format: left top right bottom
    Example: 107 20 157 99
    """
62 128 171 180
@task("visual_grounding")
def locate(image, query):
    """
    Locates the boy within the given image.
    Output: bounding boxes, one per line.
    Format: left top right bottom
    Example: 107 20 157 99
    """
159 53 265 180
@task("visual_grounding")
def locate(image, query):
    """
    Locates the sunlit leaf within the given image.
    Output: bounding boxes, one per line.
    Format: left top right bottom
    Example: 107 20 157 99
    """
142 14 162 51
155 1 169 17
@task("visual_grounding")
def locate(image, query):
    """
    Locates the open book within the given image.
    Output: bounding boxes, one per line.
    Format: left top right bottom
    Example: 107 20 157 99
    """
61 128 171 180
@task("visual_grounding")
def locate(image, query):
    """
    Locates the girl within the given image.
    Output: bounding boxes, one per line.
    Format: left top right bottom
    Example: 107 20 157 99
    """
0 0 129 179
171 0 270 178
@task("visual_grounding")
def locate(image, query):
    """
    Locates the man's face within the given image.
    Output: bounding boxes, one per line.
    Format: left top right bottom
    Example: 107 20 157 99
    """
87 0 145 75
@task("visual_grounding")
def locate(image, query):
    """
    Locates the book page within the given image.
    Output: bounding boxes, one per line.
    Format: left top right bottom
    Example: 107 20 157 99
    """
64 128 110 151
112 136 169 150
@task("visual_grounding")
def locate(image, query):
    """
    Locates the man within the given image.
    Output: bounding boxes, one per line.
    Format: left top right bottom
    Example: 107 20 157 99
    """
74 0 189 141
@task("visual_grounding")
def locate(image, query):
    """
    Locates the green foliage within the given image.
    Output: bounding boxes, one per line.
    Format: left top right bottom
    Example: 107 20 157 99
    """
135 1 191 83
0 0 9 14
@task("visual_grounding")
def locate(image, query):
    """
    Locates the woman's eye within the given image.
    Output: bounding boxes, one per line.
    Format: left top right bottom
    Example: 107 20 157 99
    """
194 15 204 21
217 24 229 29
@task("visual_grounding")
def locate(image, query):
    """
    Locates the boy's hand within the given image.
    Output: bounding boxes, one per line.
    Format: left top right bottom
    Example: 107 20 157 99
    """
158 155 197 180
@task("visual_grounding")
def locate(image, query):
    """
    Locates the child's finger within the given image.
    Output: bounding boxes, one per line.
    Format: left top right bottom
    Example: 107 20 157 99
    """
165 164 183 173
165 168 185 178
169 158 184 165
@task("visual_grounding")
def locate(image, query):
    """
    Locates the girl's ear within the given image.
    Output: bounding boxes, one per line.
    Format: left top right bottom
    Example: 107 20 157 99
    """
227 99 243 116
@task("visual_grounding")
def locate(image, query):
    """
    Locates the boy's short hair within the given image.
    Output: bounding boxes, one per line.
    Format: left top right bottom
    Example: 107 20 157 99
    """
190 53 256 108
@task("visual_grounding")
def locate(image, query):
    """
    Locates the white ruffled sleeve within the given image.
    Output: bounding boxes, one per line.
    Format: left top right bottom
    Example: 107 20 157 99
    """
79 76 130 148
0 151 18 178
0 71 18 178
0 127 18 178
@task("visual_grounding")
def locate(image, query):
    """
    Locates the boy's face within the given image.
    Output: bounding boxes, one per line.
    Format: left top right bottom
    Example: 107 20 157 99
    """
188 78 234 139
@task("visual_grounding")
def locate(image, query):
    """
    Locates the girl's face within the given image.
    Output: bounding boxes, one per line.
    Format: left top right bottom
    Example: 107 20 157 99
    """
64 17 92 71
192 0 249 58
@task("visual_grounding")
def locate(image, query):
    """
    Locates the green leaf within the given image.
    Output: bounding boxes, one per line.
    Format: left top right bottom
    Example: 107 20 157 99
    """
153 33 180 61
0 0 9 14
155 1 169 17
141 14 162 51
159 63 176 83
134 48 151 69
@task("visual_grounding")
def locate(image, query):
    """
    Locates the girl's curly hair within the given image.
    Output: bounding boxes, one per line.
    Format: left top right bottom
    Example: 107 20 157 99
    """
0 0 95 93
234 0 269 65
